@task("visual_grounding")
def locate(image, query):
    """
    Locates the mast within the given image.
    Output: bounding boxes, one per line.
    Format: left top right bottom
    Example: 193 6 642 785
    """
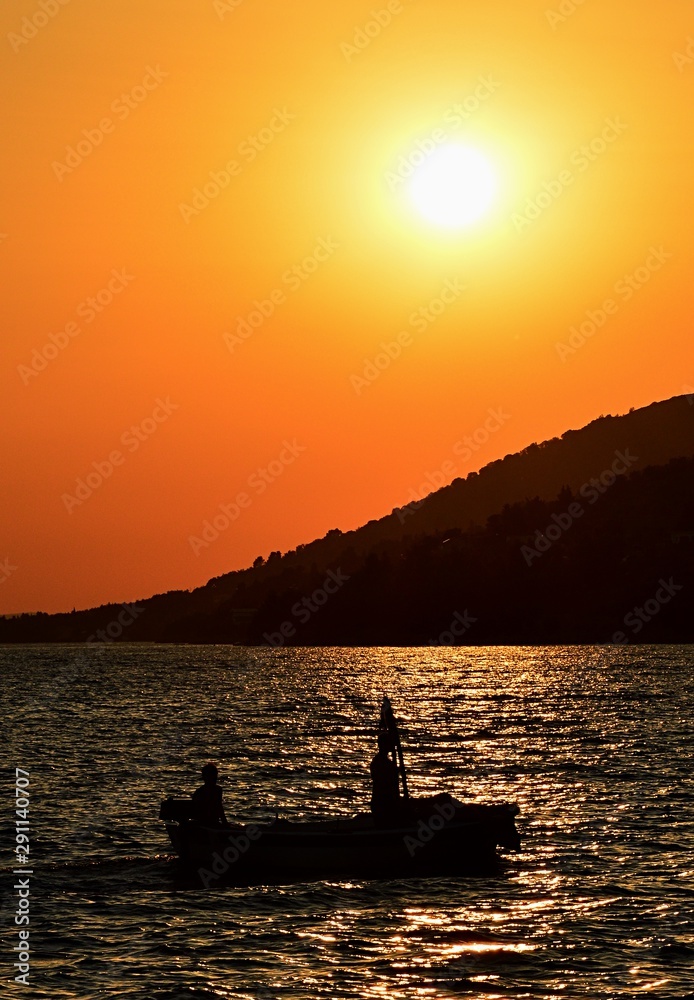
379 695 409 800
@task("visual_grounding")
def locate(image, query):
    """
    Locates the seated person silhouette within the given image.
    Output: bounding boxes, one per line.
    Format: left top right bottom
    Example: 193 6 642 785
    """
191 763 229 827
370 733 401 826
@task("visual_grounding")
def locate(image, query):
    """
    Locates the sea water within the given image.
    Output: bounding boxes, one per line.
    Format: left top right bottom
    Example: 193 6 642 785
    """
1 644 692 999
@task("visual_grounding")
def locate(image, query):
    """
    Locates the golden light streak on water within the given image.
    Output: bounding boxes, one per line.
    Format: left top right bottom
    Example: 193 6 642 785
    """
1 643 692 998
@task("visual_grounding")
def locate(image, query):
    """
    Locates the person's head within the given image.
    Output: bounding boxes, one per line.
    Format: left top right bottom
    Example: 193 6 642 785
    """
201 763 218 785
377 732 392 753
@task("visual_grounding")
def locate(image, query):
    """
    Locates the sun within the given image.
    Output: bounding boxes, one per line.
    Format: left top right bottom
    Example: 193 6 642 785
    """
409 145 497 228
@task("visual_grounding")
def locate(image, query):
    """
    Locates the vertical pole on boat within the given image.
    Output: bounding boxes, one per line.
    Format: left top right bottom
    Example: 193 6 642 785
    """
380 695 409 800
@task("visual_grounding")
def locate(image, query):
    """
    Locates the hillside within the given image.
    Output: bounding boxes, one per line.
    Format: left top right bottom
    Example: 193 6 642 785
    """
2 393 693 644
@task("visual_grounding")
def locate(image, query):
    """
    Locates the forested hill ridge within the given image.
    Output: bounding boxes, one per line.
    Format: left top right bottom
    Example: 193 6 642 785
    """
3 393 694 644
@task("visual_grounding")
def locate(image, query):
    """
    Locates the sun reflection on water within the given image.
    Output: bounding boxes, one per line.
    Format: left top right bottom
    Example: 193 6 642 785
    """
1 643 692 998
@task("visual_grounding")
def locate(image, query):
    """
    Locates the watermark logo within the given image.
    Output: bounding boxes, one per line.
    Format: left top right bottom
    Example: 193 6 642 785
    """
61 398 179 513
397 407 511 524
52 67 168 180
385 76 501 191
197 825 262 887
17 269 135 385
340 2 408 63
12 769 32 985
179 108 295 222
189 439 306 555
404 797 456 856
213 0 245 19
607 579 684 644
428 611 476 645
8 0 71 54
223 237 339 352
86 603 146 643
555 247 672 361
521 449 638 565
351 278 464 394
452 407 511 464
512 117 628 233
263 569 350 646
545 0 588 30
0 558 18 584
673 36 694 73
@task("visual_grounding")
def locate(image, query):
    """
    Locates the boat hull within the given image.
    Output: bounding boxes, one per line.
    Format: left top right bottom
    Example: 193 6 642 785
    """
161 796 521 883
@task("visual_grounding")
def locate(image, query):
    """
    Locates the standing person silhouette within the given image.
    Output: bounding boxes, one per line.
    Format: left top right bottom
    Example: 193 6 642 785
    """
191 763 229 827
370 733 401 825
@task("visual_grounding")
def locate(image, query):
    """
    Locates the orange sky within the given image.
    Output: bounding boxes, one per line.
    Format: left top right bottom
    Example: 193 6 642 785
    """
2 0 693 614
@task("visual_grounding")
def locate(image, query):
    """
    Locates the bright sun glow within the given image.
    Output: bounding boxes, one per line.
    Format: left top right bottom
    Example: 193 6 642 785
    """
409 145 497 228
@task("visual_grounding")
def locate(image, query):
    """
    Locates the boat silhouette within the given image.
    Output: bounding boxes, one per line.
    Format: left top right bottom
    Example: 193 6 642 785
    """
159 697 521 883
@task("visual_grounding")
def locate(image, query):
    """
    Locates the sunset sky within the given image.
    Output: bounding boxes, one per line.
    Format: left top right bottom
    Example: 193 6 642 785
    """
2 0 693 614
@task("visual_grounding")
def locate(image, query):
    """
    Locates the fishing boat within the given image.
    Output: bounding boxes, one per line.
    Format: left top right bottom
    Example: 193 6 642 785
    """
160 697 521 883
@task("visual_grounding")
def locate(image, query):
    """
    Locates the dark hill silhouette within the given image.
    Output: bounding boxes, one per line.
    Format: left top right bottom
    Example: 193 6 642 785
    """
2 393 693 644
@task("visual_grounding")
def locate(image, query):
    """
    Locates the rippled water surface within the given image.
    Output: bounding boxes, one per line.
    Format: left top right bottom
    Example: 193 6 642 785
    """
1 645 692 999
